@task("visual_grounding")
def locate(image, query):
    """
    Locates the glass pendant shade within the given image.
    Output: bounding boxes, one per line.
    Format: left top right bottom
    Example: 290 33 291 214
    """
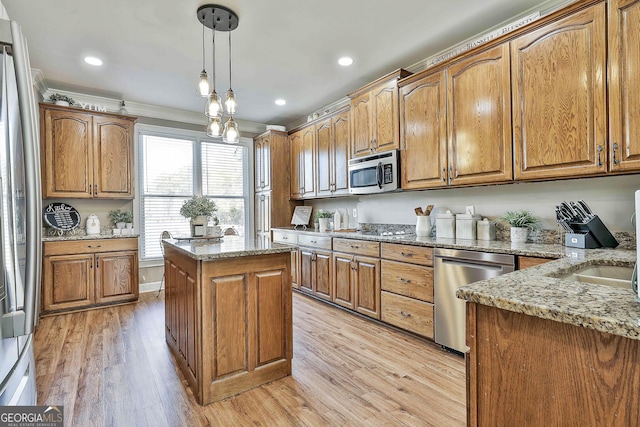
197 70 210 97
224 89 238 115
222 117 239 143
207 116 223 137
205 91 223 117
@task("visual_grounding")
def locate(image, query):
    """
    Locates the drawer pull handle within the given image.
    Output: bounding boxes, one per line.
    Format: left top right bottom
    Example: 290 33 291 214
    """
399 277 412 284
399 310 411 318
310 240 317 244
87 245 102 248
282 236 288 240
350 244 359 249
400 252 412 257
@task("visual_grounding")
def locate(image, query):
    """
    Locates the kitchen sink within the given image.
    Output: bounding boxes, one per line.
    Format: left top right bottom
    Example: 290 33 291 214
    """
555 265 634 289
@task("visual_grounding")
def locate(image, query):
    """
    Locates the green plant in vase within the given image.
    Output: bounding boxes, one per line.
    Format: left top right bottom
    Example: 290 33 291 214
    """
180 196 219 236
500 210 539 243
315 210 333 233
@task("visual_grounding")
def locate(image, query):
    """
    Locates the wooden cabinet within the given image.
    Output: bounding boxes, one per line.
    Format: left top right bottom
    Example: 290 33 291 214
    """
42 237 139 314
164 247 292 405
608 0 640 172
254 130 299 238
289 127 316 199
511 3 607 180
297 235 333 301
40 104 137 199
332 238 381 319
517 256 553 270
467 303 640 426
380 243 434 339
316 110 350 197
272 230 299 288
349 69 411 157
400 43 512 189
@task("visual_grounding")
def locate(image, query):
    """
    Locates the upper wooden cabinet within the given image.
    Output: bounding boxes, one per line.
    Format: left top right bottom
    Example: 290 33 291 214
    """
400 43 512 189
315 109 350 197
608 0 640 172
289 127 315 199
254 133 271 192
511 3 607 180
349 69 411 158
40 104 137 199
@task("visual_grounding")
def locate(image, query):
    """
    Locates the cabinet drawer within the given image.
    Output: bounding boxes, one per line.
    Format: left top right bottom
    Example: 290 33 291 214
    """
381 291 434 339
332 238 380 257
298 234 332 250
44 237 138 256
381 243 433 266
381 260 433 303
272 230 298 245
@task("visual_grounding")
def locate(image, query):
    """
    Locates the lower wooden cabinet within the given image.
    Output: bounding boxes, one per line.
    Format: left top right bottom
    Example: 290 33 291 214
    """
332 252 381 319
42 237 139 314
299 247 332 301
381 291 434 339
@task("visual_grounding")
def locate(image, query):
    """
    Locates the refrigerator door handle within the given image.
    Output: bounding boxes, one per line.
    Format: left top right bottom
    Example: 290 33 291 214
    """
11 21 42 334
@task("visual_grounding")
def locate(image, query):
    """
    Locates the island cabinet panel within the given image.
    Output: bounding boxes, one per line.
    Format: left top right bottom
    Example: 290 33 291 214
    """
400 70 448 189
608 0 640 172
447 43 513 186
511 3 607 180
164 246 292 406
467 303 640 426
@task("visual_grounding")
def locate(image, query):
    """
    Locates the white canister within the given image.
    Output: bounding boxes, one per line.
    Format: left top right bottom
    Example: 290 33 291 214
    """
436 212 456 239
477 218 496 240
456 214 481 239
86 214 101 235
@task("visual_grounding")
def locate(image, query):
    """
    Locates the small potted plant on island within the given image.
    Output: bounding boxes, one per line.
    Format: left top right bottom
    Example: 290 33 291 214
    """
500 209 539 243
48 93 75 107
315 210 333 233
180 195 219 237
109 209 133 234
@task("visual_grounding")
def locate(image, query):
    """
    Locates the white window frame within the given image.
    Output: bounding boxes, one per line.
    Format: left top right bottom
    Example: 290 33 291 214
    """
134 123 254 267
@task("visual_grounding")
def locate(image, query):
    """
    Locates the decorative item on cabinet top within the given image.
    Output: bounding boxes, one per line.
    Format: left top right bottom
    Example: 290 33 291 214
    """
43 202 81 236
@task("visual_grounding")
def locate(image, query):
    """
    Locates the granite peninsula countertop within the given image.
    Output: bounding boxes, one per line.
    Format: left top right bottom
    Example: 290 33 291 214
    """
163 235 295 261
43 232 140 242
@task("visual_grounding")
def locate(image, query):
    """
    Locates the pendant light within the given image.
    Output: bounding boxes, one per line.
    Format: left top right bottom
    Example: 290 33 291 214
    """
196 25 210 97
197 5 239 142
204 29 223 118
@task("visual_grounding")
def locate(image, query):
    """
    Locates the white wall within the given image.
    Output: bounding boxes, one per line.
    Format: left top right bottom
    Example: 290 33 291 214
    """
307 175 639 232
0 2 8 20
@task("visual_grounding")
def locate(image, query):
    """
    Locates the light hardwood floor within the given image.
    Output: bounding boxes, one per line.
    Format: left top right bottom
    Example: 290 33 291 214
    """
34 291 465 426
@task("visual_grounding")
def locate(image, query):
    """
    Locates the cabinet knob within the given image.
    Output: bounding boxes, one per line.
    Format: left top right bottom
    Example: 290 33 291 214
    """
282 236 288 240
400 251 412 257
399 277 412 284
399 310 412 318
350 244 359 249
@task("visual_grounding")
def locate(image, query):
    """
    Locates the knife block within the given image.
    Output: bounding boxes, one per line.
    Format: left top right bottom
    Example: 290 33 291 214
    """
566 215 618 248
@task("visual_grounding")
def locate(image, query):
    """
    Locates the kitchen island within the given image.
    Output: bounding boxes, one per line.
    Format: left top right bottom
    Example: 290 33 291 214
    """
457 249 639 426
162 236 294 405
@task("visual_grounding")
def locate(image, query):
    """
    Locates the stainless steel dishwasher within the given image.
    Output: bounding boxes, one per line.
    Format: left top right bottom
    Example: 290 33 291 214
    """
434 248 515 353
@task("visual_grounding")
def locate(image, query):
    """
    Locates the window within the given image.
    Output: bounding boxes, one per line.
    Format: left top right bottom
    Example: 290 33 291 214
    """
137 125 250 260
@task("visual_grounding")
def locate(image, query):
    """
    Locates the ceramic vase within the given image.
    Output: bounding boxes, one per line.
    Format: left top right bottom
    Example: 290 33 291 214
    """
416 216 431 237
510 227 528 243
318 218 329 233
190 215 209 237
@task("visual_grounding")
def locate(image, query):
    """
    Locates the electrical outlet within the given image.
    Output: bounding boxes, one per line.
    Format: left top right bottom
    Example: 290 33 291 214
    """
352 208 358 218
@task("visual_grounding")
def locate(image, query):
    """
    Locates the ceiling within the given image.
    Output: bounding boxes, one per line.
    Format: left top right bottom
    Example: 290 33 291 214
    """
4 0 567 128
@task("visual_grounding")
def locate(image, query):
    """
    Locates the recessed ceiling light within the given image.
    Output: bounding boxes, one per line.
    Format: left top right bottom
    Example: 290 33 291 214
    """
338 57 353 66
275 99 286 106
83 56 103 66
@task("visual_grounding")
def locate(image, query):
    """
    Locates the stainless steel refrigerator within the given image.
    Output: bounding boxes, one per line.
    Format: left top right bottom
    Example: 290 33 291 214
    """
0 18 41 405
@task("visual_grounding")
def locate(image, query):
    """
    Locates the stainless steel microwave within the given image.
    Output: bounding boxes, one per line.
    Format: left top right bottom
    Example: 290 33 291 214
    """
348 150 400 194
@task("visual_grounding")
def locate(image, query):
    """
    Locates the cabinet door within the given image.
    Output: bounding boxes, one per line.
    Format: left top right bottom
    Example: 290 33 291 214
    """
291 249 299 289
351 92 373 157
254 137 263 191
298 248 314 294
289 131 303 199
261 136 271 191
448 43 513 185
315 118 333 197
333 252 355 310
42 254 94 312
301 126 316 197
95 251 139 304
608 0 640 172
255 192 271 238
354 255 381 319
332 111 350 194
400 70 448 189
511 4 607 180
41 108 93 198
313 250 332 301
372 81 400 153
93 115 134 198
254 269 289 366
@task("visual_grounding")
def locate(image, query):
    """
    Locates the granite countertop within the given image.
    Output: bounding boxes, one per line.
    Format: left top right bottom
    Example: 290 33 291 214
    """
163 235 295 261
272 227 566 258
456 249 639 340
43 232 140 242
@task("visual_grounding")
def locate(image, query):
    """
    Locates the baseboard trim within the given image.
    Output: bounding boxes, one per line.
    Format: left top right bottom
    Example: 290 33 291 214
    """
140 281 162 294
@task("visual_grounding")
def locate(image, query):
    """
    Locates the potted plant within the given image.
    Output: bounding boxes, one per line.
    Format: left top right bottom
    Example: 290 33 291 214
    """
500 210 539 243
108 209 129 229
315 210 333 233
48 93 75 107
121 210 133 229
180 196 218 237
